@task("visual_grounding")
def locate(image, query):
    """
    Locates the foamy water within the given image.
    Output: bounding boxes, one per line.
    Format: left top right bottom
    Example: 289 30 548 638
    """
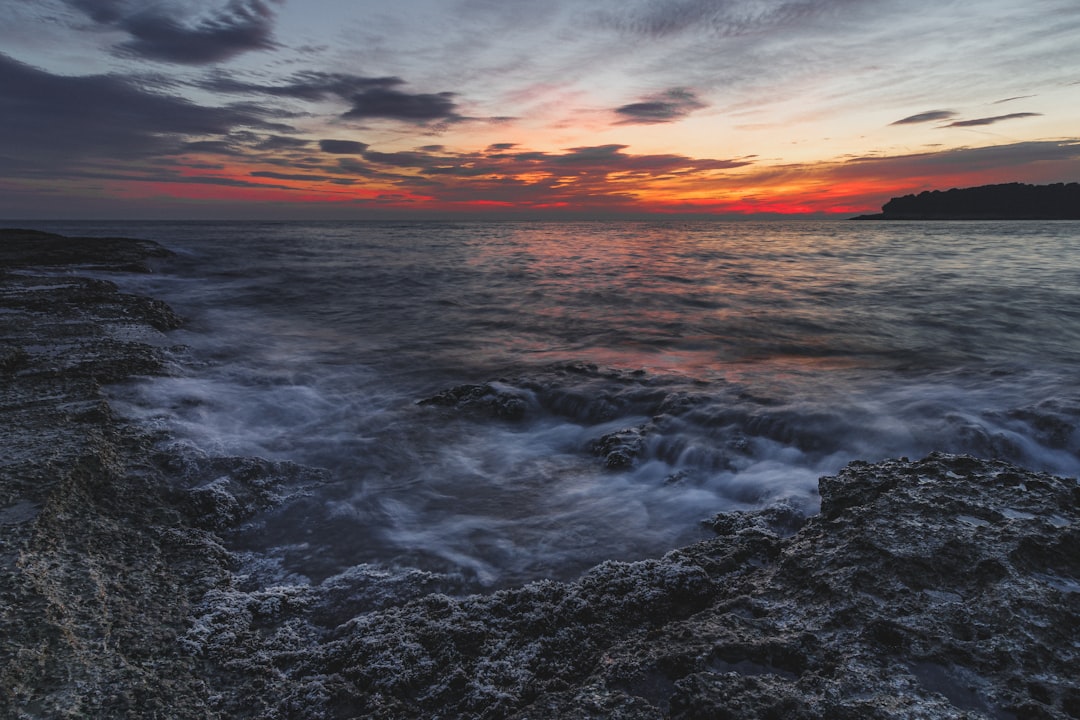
33 219 1080 589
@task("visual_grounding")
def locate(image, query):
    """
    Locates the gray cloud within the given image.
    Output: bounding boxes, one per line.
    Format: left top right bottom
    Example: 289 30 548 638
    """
614 88 707 124
890 110 957 125
202 70 461 124
320 139 370 154
0 52 281 169
343 87 459 122
943 113 1042 128
250 170 353 184
254 135 310 150
534 144 748 173
66 0 281 65
362 150 448 168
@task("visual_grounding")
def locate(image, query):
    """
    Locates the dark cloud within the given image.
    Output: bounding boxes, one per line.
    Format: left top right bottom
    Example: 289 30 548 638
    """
535 144 749 174
181 140 245 156
336 158 380 176
201 71 402 101
362 150 444 168
615 88 707 124
890 110 957 125
0 52 279 169
343 87 459 122
254 135 310 150
201 70 460 124
942 113 1042 128
993 95 1036 104
66 0 281 65
250 170 349 183
49 166 298 190
319 139 370 154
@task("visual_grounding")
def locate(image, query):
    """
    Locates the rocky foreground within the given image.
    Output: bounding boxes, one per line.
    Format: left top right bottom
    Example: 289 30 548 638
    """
1 229 1078 719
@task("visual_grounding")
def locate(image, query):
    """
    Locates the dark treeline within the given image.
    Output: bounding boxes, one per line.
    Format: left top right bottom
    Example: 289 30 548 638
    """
854 182 1080 220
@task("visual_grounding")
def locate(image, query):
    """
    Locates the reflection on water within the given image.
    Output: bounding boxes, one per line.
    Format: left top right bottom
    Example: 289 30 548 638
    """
40 219 1080 589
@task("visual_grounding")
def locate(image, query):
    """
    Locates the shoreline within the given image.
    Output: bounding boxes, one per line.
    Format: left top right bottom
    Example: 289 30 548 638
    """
2 229 1077 718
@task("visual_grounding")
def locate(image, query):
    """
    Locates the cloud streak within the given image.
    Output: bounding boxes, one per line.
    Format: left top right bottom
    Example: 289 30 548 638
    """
891 110 957 125
942 113 1042 128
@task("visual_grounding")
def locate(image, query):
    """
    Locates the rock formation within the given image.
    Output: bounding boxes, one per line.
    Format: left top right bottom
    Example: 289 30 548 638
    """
853 182 1080 220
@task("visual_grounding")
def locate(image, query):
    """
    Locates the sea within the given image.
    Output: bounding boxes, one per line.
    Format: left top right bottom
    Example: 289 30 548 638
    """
25 219 1080 591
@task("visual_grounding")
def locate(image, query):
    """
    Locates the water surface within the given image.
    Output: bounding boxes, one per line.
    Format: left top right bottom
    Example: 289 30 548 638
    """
32 219 1080 589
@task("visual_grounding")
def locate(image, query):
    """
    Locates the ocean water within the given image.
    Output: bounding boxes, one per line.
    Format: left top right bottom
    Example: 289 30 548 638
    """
28 219 1080 589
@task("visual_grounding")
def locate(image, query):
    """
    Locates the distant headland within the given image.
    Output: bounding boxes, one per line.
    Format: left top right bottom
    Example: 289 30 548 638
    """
852 182 1080 220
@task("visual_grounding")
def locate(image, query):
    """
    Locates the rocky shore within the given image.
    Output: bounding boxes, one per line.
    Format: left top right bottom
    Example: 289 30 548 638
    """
2 229 1077 718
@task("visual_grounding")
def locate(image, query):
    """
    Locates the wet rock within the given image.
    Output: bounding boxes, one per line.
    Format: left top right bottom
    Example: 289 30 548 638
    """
590 424 651 469
418 382 531 420
187 453 1076 719
1 232 223 718
165 452 330 532
0 227 172 272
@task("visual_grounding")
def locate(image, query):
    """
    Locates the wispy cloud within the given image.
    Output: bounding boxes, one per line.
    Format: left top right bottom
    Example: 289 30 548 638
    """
839 140 1080 175
593 0 846 39
614 88 706 124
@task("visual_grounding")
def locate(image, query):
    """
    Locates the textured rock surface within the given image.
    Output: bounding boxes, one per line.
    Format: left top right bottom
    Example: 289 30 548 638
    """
2 230 1078 719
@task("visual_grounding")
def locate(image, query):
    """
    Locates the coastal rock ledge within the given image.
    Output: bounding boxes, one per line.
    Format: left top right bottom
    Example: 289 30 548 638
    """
2 230 1078 719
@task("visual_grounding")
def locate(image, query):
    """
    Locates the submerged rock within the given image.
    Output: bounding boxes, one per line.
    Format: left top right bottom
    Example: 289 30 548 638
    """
590 424 652 469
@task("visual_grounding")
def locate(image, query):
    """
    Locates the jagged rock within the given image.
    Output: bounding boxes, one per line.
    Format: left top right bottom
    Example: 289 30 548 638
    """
417 382 531 420
590 425 651 469
173 454 1077 719
1 233 221 718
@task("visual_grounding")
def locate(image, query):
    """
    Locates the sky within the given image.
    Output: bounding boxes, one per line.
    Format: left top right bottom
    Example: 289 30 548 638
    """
1 0 1079 219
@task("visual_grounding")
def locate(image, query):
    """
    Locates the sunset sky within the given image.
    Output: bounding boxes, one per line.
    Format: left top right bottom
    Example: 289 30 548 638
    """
2 0 1079 219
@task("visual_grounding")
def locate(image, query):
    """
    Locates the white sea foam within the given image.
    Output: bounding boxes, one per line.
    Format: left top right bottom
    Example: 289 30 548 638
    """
79 218 1080 592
